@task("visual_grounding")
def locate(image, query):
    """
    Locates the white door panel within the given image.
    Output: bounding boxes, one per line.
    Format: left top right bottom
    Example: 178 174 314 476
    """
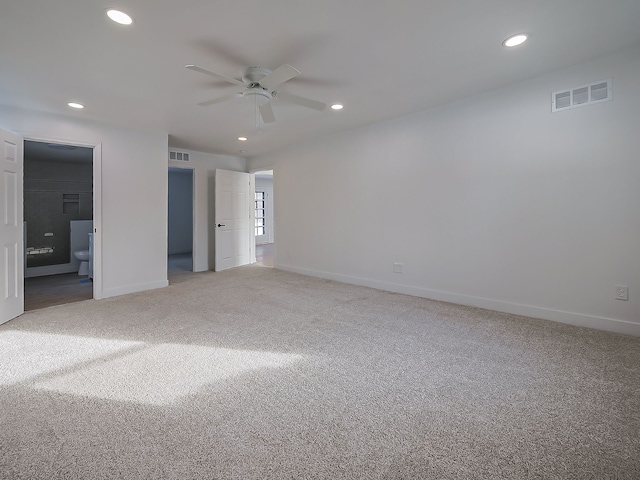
1 129 24 325
214 169 254 271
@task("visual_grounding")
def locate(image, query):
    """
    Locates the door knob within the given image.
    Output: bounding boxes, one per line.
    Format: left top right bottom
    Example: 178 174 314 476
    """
217 224 225 227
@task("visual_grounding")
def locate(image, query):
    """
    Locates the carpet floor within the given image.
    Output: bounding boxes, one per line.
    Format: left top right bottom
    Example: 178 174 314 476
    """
1 266 639 479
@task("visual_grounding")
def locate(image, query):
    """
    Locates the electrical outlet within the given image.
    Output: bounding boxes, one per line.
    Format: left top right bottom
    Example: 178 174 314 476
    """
393 262 403 273
615 285 628 301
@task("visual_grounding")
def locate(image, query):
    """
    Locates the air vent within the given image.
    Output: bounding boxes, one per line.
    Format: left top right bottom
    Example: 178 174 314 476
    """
552 79 611 112
169 150 190 162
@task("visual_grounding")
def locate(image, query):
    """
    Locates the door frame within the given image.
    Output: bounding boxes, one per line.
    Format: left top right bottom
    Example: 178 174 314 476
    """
22 134 103 299
167 165 195 273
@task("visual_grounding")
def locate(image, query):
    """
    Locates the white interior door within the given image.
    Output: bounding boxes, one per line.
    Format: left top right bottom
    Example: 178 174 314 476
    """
214 169 254 271
0 129 24 325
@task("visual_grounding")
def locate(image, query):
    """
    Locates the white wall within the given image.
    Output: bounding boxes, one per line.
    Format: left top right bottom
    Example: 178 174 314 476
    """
249 45 640 335
168 169 193 255
0 105 169 298
169 149 246 271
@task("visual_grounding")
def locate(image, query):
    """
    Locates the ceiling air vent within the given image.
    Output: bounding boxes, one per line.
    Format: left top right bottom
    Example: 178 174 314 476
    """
552 79 611 112
169 150 190 162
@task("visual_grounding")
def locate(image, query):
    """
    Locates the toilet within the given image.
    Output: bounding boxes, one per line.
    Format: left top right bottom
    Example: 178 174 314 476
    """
74 250 90 276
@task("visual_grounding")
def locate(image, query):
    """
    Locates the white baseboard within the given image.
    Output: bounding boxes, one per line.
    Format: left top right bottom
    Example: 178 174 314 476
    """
101 279 169 299
277 264 640 337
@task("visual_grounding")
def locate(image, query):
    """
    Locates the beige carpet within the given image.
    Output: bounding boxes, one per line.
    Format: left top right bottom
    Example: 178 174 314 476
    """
1 266 639 479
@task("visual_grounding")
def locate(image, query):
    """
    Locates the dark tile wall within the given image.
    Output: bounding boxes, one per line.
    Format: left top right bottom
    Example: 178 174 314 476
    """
24 156 93 268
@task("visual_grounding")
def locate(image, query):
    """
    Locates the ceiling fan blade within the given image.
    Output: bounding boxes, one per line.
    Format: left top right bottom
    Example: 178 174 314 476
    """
275 91 326 111
260 64 300 90
197 92 241 107
185 65 245 87
260 102 276 123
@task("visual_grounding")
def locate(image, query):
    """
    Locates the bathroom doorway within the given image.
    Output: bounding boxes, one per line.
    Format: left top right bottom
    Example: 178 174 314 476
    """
168 167 194 275
23 140 94 310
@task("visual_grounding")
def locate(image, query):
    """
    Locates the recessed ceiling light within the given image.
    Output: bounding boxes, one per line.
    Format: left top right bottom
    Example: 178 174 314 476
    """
503 34 528 48
106 9 133 25
331 104 344 110
238 136 248 141
67 102 84 109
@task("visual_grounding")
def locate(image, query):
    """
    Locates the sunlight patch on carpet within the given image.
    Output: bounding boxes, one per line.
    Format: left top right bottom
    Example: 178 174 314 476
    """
0 330 143 385
1 330 303 405
33 343 303 405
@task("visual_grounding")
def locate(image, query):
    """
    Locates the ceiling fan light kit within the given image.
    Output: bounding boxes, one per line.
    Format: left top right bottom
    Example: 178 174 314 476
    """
243 88 271 106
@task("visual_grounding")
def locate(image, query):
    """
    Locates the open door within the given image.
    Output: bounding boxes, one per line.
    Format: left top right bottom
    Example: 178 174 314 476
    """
214 169 254 271
0 129 24 325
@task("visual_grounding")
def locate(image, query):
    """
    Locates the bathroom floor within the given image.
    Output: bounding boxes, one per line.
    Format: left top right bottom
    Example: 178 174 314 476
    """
24 273 93 311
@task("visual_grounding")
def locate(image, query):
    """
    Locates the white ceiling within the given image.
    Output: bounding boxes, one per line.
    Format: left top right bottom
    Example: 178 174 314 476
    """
2 1 640 159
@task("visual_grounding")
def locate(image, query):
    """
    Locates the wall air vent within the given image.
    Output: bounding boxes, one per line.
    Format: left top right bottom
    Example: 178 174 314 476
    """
169 150 190 162
552 79 611 112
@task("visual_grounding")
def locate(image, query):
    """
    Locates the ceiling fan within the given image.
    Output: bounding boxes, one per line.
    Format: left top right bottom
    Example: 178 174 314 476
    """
185 63 327 124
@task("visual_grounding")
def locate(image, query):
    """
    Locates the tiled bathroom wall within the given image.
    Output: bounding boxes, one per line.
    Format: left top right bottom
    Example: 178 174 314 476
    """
24 142 93 269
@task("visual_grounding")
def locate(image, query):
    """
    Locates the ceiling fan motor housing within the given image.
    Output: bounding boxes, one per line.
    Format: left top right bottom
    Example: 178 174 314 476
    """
242 66 271 84
241 66 274 105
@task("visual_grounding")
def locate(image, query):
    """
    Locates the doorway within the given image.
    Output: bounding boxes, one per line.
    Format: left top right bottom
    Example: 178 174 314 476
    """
253 170 274 267
168 167 194 275
23 140 94 310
